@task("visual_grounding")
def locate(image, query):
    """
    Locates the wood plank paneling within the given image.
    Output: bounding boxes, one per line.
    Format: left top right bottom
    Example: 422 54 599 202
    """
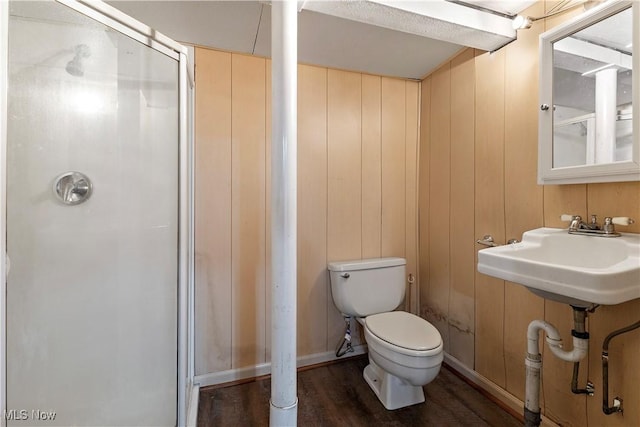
361 75 382 259
231 54 267 368
585 182 640 427
449 49 475 368
586 182 640 234
503 282 543 402
474 48 506 386
541 301 588 426
503 4 545 400
541 181 584 423
405 81 419 314
381 77 406 260
327 69 362 262
427 64 451 351
503 5 545 238
195 18 640 426
416 2 640 426
418 78 431 321
193 48 419 379
586 300 640 427
543 185 587 228
327 69 362 347
194 48 232 375
542 181 588 425
297 64 328 355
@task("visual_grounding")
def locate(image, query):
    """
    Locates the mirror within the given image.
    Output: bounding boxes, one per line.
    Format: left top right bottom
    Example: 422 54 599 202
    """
539 0 640 184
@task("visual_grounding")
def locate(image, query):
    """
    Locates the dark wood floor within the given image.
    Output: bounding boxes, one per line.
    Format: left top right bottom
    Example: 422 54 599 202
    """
198 355 522 426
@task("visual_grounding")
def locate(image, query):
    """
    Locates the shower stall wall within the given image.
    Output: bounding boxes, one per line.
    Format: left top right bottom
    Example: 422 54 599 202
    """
0 1 194 425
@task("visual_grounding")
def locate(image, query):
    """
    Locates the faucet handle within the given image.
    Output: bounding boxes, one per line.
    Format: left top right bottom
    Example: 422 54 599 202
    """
602 217 634 235
610 217 635 226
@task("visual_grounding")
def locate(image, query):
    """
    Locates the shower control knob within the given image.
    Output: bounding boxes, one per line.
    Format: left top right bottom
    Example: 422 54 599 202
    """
53 171 93 205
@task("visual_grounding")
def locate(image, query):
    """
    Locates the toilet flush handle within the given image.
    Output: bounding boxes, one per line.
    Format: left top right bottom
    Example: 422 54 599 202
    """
340 273 350 279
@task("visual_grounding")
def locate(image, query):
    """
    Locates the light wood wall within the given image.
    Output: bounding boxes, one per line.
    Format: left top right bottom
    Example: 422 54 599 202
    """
419 2 640 426
194 47 420 376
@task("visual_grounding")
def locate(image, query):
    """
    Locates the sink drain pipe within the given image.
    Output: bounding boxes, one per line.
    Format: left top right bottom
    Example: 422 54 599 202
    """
602 319 640 415
524 307 589 427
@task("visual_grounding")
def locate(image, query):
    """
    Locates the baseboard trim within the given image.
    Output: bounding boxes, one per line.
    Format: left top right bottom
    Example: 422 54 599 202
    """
443 353 559 427
194 345 368 388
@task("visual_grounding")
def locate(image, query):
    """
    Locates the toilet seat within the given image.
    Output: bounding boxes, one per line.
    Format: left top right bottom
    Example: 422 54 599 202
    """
365 311 442 357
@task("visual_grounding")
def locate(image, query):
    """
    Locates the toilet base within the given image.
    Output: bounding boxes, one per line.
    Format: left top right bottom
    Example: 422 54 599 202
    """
363 360 425 410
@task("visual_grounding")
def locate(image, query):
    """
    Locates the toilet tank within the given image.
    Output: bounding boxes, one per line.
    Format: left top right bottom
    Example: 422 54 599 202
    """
328 257 406 317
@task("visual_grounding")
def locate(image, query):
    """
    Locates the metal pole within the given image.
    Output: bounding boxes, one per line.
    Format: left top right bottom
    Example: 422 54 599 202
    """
270 1 298 425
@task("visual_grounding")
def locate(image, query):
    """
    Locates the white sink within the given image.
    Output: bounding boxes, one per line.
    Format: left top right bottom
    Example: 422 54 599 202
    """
477 228 640 307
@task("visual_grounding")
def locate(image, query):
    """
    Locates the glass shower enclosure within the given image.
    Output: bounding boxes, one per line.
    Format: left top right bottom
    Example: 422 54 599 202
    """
0 1 194 425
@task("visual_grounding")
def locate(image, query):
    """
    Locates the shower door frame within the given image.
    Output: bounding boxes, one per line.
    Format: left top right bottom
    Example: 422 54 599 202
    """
0 1 195 425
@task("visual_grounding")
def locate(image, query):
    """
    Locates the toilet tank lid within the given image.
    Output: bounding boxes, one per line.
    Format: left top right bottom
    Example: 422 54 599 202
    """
328 257 406 272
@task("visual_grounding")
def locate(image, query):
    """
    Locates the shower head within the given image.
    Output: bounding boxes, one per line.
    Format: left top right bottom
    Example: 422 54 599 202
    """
65 44 91 77
65 58 84 77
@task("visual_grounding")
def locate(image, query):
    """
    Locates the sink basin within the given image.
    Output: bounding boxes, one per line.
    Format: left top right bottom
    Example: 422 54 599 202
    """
477 228 640 306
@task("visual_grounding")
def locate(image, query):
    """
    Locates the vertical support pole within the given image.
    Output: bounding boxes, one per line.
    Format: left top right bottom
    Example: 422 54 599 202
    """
0 2 8 426
594 68 617 164
270 1 298 426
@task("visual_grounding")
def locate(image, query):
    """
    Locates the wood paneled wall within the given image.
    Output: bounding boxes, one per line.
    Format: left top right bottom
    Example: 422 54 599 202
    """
194 47 420 376
419 2 640 426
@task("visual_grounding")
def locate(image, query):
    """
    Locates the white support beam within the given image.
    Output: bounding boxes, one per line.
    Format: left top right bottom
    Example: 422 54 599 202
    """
302 0 516 51
555 37 632 71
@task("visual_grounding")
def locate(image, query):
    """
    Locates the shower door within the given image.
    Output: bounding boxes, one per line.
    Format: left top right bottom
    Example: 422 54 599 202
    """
5 1 179 425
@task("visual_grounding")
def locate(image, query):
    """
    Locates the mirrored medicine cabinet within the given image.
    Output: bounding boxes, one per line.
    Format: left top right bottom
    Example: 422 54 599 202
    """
539 0 640 184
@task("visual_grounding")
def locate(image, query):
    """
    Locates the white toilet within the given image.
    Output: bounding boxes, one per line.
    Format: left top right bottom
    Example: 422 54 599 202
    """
328 257 443 410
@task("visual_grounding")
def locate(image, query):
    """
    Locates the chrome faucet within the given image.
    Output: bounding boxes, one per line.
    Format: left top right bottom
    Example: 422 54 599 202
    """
569 215 585 231
562 214 635 237
567 214 599 231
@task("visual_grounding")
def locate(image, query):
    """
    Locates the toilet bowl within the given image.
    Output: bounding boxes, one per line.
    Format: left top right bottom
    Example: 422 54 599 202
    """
328 257 443 410
361 311 443 409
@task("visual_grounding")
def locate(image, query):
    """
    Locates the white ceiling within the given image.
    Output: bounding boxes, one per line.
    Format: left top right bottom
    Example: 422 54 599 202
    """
108 0 537 79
